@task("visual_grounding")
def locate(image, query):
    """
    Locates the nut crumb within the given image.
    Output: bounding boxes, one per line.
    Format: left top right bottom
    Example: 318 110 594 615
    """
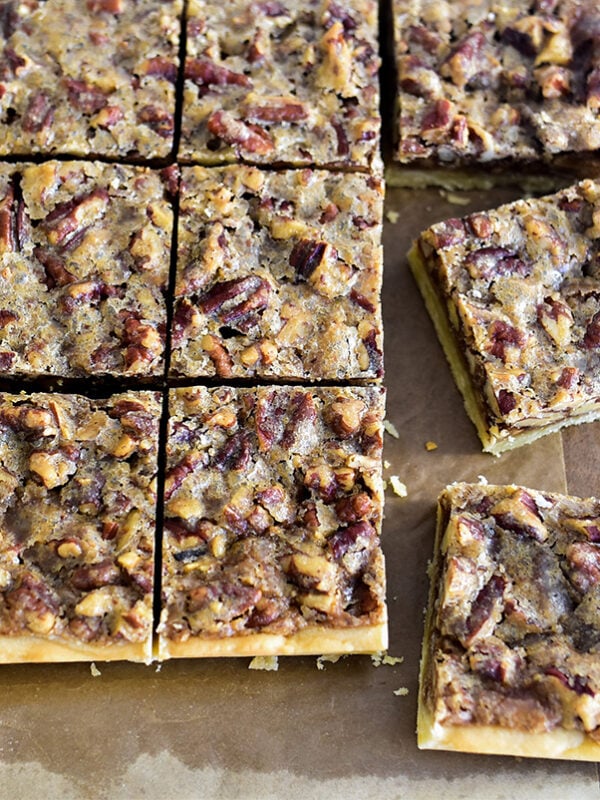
477 475 489 484
155 663 163 673
393 687 409 696
383 419 399 438
384 459 391 469
425 440 438 451
249 655 279 671
439 190 471 206
385 210 400 224
389 475 408 497
316 654 342 670
371 652 404 667
90 662 101 677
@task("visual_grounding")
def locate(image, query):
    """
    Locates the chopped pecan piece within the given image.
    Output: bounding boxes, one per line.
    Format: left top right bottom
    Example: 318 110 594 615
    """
465 247 530 280
137 105 174 138
22 91 54 133
185 57 252 91
242 96 309 123
289 239 328 281
487 320 526 361
463 575 505 645
329 521 376 561
64 78 108 114
71 559 120 591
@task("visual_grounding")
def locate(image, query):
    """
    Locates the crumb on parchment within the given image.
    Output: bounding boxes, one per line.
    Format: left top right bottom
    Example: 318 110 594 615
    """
389 476 407 497
383 420 399 438
393 687 409 696
249 655 279 671
386 210 400 224
371 652 404 667
425 440 438 451
316 654 343 670
90 663 101 677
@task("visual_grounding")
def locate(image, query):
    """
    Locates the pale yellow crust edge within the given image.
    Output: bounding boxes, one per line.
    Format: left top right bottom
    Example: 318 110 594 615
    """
386 163 568 192
407 244 497 452
417 704 600 761
0 635 153 664
157 620 388 660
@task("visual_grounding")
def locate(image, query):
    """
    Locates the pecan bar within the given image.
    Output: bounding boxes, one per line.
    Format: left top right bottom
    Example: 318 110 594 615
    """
0 160 173 379
170 166 383 382
0 0 182 159
179 0 381 169
409 179 600 455
0 390 160 663
158 385 387 658
392 0 600 187
419 482 600 761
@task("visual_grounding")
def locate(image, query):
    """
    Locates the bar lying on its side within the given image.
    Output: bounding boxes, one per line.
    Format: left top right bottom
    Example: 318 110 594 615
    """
409 179 600 454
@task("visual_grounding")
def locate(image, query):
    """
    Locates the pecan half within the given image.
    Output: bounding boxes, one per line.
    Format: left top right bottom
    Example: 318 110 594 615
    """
463 574 505 645
465 247 530 280
200 275 270 329
212 430 251 472
207 110 274 155
281 392 316 448
41 187 109 248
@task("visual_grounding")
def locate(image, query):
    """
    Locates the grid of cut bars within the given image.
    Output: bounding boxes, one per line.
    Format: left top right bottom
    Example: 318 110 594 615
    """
0 0 386 663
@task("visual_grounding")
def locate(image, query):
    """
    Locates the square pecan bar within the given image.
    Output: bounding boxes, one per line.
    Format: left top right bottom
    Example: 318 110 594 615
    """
0 160 173 379
158 385 387 659
0 390 160 663
409 179 600 454
179 0 381 169
170 166 383 382
391 0 600 187
0 0 182 159
419 482 600 761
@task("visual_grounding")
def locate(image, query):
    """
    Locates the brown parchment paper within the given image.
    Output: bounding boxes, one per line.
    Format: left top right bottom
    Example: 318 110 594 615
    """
0 187 597 800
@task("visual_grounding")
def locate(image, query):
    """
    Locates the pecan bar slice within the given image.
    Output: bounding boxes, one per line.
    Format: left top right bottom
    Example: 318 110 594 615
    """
409 179 600 454
179 0 381 169
419 482 600 761
0 390 160 663
391 0 600 188
158 385 387 658
0 160 173 378
0 0 182 159
170 166 383 382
